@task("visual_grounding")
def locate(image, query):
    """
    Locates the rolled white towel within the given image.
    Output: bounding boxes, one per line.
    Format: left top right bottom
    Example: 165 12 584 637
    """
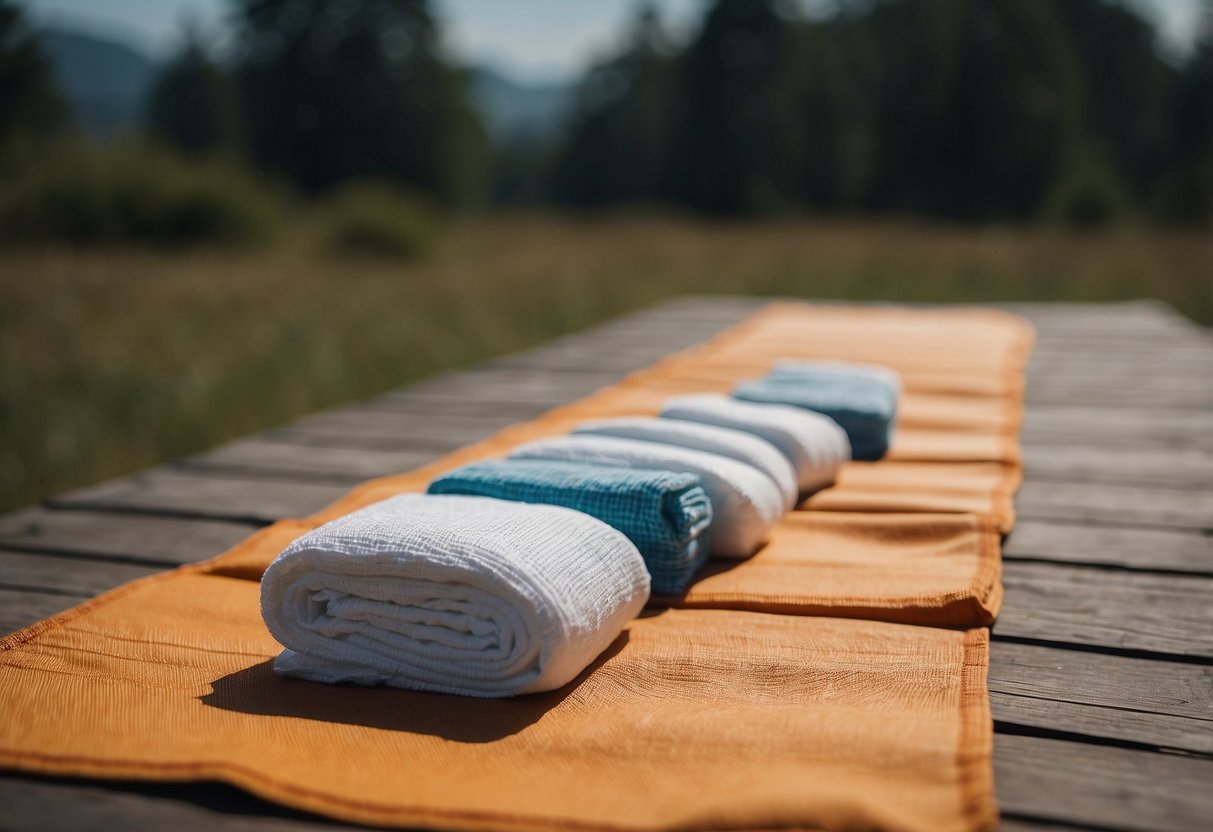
260 493 650 698
661 393 850 493
573 416 798 510
510 434 782 558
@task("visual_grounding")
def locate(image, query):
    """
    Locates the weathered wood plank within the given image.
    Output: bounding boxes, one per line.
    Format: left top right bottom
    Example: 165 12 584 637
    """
1015 480 1213 529
396 367 624 402
0 775 346 832
178 439 436 482
0 508 251 565
994 733 1213 832
1004 519 1212 573
989 641 1213 753
47 470 349 525
1022 445 1213 488
1021 405 1213 452
0 550 164 597
0 587 82 636
996 562 1213 658
1024 383 1213 410
269 408 514 451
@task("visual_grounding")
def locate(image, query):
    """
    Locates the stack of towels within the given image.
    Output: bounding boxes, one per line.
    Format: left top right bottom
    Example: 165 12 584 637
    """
260 359 900 697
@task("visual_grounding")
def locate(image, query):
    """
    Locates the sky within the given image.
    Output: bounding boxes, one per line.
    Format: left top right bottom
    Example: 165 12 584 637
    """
22 0 1206 83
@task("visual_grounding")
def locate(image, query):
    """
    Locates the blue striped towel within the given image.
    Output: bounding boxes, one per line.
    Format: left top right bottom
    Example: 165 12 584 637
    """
734 363 898 461
428 459 713 595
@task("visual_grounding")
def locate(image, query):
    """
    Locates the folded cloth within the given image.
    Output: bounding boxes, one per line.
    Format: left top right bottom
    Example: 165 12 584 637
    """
428 459 713 594
510 435 783 558
769 359 902 399
260 493 650 698
660 393 851 493
734 374 895 461
572 416 799 510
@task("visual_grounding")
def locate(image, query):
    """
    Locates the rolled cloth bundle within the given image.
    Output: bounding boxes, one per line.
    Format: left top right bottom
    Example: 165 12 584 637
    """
428 458 713 594
260 493 650 698
573 416 798 510
660 393 851 493
510 434 783 558
734 362 899 461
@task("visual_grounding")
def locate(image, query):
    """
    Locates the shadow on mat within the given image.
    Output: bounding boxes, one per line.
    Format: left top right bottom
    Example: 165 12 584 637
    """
198 631 629 742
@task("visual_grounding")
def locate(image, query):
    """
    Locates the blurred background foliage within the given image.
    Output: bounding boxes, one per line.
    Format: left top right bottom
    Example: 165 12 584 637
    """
0 0 1210 511
1 0 1210 227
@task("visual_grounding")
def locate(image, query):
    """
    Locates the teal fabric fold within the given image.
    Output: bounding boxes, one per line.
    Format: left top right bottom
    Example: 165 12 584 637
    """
733 369 897 461
428 459 713 594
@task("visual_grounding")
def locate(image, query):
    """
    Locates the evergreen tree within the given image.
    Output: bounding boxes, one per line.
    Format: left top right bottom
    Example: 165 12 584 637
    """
146 34 241 156
665 0 811 215
234 0 487 206
1157 1 1213 222
0 0 66 151
553 6 678 206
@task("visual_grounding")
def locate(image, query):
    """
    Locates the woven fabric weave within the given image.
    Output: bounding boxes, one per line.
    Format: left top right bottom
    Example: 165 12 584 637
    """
735 376 896 461
661 392 851 491
428 459 712 594
509 434 783 558
572 416 799 509
0 302 1033 832
261 493 650 697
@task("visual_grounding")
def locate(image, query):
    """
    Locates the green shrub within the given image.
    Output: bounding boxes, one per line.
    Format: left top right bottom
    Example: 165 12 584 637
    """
1041 154 1133 230
0 141 281 247
322 183 438 258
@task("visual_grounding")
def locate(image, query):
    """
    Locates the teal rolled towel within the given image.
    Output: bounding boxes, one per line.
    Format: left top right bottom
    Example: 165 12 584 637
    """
734 362 899 461
428 459 713 595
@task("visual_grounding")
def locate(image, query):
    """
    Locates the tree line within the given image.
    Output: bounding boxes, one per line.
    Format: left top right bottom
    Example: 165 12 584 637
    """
2 0 1210 225
550 0 1212 224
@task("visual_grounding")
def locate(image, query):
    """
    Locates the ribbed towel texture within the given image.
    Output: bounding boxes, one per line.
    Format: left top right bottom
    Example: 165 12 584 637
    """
660 393 850 493
735 365 898 461
770 359 902 398
510 434 783 558
573 416 799 510
428 459 713 595
260 493 650 698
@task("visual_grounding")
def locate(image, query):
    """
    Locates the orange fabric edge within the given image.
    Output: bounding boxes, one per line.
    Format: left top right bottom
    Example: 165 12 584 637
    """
959 627 998 832
0 624 996 832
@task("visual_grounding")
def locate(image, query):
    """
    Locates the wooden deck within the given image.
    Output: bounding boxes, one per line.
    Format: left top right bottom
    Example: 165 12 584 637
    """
1 297 1210 832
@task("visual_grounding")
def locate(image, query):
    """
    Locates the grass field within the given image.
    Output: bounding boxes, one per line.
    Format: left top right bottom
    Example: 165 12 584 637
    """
2 214 1209 513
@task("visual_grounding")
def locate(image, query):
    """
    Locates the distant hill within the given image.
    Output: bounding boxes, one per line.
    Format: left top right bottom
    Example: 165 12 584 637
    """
38 27 158 137
34 25 570 145
468 66 572 144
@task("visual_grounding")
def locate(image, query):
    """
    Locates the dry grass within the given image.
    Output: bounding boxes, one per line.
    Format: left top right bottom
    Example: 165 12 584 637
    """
1 214 1209 512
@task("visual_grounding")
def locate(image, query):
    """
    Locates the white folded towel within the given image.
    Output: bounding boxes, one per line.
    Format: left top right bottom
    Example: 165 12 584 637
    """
660 393 851 493
573 416 798 510
510 434 783 558
260 493 650 698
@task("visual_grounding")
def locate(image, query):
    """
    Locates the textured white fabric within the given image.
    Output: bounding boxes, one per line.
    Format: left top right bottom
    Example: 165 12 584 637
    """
573 416 799 510
510 435 783 558
261 493 650 698
661 393 851 493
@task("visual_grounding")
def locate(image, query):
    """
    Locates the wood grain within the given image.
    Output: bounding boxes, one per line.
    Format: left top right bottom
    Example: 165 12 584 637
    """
994 733 1213 832
1004 519 1212 573
47 470 349 525
0 508 252 565
1014 480 1213 529
990 641 1213 753
997 562 1213 658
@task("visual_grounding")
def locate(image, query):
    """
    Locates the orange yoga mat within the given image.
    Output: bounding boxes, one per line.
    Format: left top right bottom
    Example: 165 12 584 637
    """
0 302 1031 832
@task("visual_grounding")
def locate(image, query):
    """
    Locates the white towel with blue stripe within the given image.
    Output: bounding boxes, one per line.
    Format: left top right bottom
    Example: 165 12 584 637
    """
260 493 650 698
510 434 783 558
572 416 798 510
660 393 850 493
